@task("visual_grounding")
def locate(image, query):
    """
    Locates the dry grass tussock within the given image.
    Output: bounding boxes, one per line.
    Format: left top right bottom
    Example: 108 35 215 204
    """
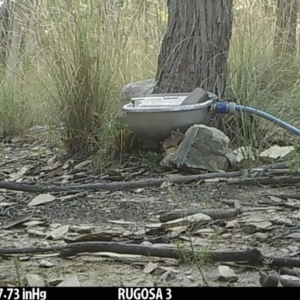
0 0 299 164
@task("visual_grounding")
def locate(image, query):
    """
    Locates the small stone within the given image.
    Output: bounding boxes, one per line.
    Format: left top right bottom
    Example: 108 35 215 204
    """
221 233 232 239
255 232 269 242
143 262 158 274
26 274 45 287
225 220 240 229
46 225 70 240
259 272 278 287
217 265 238 282
39 260 54 268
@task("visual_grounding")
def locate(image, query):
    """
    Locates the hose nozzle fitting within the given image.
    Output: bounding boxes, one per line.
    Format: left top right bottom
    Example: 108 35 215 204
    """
213 102 236 114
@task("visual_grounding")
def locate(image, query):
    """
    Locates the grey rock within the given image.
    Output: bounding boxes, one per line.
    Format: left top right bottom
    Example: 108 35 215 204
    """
26 274 45 287
161 124 230 173
118 79 155 116
39 260 54 268
259 272 278 287
280 274 300 287
217 266 238 282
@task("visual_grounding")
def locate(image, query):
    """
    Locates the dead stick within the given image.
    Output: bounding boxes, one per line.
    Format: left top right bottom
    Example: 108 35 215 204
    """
0 163 295 193
1 244 300 269
229 176 300 186
56 245 300 269
271 193 300 200
0 171 244 193
259 161 294 169
0 246 63 255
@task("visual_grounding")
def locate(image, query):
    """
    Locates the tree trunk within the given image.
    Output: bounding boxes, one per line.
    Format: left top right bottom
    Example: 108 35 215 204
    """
153 0 233 97
274 0 298 57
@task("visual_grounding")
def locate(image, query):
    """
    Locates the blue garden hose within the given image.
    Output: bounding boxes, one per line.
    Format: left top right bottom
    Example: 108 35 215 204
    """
213 102 300 136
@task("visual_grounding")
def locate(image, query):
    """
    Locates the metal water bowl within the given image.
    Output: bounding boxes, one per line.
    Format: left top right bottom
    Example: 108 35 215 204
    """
122 93 215 141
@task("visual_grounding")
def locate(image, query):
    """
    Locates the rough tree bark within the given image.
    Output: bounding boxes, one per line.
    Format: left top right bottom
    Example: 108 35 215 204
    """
274 0 298 57
153 0 233 97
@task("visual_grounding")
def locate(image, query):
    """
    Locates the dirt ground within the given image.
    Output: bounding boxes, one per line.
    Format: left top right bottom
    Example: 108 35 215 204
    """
0 133 300 287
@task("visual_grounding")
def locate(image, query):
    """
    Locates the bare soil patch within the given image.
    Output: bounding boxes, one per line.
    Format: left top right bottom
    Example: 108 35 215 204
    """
0 134 299 287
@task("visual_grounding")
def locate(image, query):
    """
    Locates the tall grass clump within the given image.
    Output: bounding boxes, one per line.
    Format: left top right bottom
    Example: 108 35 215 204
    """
40 0 164 159
41 0 125 158
0 0 49 136
0 78 33 136
3 0 295 157
228 0 300 147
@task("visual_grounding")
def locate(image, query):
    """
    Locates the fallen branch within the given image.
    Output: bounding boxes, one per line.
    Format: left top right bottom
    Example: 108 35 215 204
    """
0 246 63 255
271 193 300 200
265 168 298 174
0 170 244 193
50 245 300 269
229 176 300 186
259 161 294 170
0 162 294 193
1 243 300 269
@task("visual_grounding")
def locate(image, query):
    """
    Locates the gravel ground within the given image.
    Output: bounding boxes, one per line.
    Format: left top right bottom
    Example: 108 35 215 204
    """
0 135 299 287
